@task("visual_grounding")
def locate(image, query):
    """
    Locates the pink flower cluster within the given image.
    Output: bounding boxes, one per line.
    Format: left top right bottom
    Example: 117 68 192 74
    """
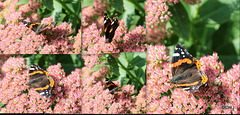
0 54 146 113
82 20 146 55
81 54 146 114
145 0 201 43
81 0 146 55
147 45 172 96
0 57 82 113
0 1 4 10
0 0 77 54
72 29 82 54
146 44 239 114
145 0 177 43
81 0 108 27
207 62 240 114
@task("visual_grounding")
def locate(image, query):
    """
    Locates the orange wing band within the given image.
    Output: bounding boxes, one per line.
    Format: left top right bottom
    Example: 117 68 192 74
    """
172 58 192 68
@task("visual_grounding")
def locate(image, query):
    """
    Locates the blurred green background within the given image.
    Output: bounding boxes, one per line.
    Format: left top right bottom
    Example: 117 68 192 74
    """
164 0 239 71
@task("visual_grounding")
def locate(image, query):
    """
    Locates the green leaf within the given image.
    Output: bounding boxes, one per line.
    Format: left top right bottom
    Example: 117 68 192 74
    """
169 2 191 39
123 0 135 30
0 103 6 108
130 55 145 68
211 20 239 71
82 0 94 8
70 54 83 67
135 68 145 85
219 55 239 71
118 53 128 67
16 0 29 5
119 65 127 78
129 69 137 79
110 0 124 12
56 13 66 22
197 0 237 24
107 54 119 76
232 38 239 56
53 0 63 22
38 55 47 69
124 13 134 30
164 33 179 46
119 73 126 86
15 39 22 42
66 3 75 14
43 0 53 10
231 10 240 55
45 55 57 67
134 51 146 59
1 16 5 25
129 15 140 31
91 63 105 72
125 52 134 63
127 0 145 14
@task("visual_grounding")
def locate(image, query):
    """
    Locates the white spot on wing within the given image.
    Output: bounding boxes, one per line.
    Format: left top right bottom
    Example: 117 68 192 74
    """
173 53 180 57
40 92 45 95
29 68 35 70
182 87 190 90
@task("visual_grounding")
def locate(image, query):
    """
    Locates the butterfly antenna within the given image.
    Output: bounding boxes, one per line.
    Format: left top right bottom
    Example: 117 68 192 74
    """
40 34 45 38
104 11 107 16
110 42 114 48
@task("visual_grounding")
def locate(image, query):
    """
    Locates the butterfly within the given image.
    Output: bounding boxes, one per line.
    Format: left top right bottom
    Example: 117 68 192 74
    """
169 43 208 93
104 12 119 43
28 64 54 98
105 78 127 94
21 21 56 35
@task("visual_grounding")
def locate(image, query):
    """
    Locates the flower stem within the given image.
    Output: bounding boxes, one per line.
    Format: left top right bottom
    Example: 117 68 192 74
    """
116 54 143 86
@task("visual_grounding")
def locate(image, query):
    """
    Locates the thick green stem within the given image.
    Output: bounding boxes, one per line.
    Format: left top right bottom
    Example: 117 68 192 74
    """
116 55 143 86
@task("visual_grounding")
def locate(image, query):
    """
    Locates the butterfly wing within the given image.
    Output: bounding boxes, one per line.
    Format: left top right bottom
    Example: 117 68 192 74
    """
104 13 119 43
35 22 56 35
171 44 195 77
22 21 56 35
28 64 54 98
22 21 41 32
105 78 126 94
170 44 207 92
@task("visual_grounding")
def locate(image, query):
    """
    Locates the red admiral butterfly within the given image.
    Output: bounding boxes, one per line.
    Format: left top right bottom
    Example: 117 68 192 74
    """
28 64 54 98
169 44 208 92
21 21 56 35
105 78 127 94
104 12 119 43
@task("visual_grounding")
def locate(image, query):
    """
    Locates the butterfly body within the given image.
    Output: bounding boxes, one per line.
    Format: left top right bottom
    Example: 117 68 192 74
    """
170 44 208 92
28 64 54 98
105 78 126 94
22 21 56 35
104 12 119 43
